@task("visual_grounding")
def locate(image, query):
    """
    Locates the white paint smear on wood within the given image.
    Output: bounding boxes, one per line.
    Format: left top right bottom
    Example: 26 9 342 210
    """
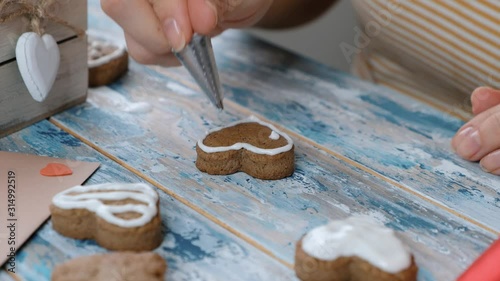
88 87 152 114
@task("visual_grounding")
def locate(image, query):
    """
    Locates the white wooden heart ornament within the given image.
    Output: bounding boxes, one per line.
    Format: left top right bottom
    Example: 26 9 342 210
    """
16 32 60 102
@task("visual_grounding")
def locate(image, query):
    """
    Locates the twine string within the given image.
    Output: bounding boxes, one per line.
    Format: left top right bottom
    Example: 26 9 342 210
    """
0 0 84 37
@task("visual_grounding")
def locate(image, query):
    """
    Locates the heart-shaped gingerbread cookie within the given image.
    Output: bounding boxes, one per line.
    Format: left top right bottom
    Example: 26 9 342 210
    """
50 183 162 251
196 117 294 180
294 217 418 281
52 252 167 281
87 30 128 87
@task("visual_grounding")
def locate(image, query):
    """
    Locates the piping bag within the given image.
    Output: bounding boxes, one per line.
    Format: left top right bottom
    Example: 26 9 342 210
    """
174 34 224 110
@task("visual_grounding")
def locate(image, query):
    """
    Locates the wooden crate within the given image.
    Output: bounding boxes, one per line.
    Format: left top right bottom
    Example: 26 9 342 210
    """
0 0 88 138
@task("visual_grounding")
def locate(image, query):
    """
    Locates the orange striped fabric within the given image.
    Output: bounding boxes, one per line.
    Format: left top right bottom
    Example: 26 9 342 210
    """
349 0 500 115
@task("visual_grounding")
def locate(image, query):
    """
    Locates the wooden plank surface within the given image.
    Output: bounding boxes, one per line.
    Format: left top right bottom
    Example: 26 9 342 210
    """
3 1 494 280
0 0 87 63
50 16 496 279
0 270 15 281
0 121 295 281
52 63 494 280
60 4 497 280
0 35 88 137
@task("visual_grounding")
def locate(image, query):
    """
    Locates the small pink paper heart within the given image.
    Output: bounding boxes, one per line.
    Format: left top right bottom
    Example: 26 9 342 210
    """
40 163 73 177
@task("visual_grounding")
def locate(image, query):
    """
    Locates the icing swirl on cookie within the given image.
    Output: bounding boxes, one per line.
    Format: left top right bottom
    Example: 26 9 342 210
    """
87 31 126 68
269 131 279 140
301 217 411 273
52 183 158 228
197 116 293 156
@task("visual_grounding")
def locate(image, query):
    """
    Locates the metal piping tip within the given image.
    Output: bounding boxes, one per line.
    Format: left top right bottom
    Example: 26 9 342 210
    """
174 34 224 110
216 101 224 111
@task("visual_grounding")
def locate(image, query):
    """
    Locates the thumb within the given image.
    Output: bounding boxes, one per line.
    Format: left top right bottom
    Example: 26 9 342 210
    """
471 87 500 115
150 0 192 52
187 0 219 34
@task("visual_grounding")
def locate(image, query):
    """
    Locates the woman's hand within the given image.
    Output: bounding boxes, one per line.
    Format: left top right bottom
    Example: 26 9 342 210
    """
452 87 500 175
100 0 274 67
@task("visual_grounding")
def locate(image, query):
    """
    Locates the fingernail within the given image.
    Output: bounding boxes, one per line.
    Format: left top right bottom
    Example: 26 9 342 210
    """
163 18 185 52
456 127 481 158
480 150 500 173
205 0 218 25
479 161 488 172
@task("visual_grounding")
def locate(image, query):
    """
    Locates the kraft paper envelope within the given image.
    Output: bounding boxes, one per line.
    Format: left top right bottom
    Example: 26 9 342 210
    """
0 151 100 266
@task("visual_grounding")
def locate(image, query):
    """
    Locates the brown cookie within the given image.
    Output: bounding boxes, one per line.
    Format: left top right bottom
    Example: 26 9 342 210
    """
196 117 295 180
88 33 128 87
51 252 167 281
50 183 162 251
294 218 418 281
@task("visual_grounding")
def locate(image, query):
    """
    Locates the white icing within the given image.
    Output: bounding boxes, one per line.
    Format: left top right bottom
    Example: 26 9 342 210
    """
52 183 158 228
269 131 279 140
88 49 100 58
87 30 126 68
197 116 293 156
301 217 411 274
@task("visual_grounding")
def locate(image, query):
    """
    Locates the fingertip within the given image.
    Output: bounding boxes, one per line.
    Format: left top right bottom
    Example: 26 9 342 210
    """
100 0 122 18
189 0 218 35
471 86 492 102
158 56 182 67
451 124 467 154
492 168 500 175
479 150 500 175
450 136 457 153
471 87 500 115
125 34 155 64
149 0 193 52
125 33 180 66
163 18 187 52
157 53 182 67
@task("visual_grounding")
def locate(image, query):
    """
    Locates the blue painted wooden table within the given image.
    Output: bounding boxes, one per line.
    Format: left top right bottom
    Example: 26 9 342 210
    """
1 1 499 280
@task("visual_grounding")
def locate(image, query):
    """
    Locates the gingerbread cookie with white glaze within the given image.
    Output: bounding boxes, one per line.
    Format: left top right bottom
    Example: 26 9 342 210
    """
51 252 167 281
87 32 128 87
50 183 162 251
196 117 295 180
295 217 418 281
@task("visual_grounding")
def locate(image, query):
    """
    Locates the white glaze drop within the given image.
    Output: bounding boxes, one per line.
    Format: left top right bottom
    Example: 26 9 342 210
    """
52 183 158 228
301 217 411 273
197 116 293 156
269 131 280 140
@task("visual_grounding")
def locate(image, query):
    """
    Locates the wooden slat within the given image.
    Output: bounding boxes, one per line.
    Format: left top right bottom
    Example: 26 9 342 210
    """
0 36 88 137
0 121 295 281
0 0 87 63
